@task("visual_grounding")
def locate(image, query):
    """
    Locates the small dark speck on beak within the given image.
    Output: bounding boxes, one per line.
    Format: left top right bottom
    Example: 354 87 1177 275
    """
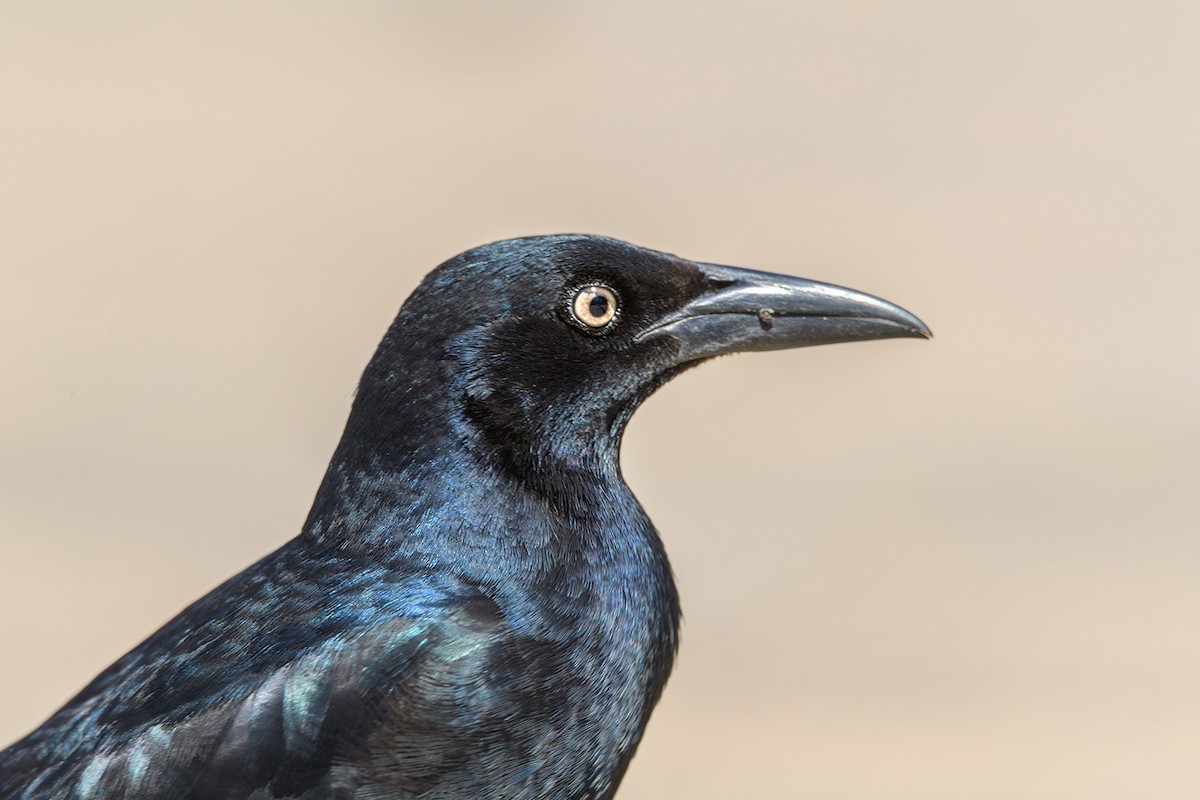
757 308 775 329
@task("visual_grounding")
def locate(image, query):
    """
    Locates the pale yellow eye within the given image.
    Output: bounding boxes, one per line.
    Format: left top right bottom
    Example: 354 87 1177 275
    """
571 285 619 329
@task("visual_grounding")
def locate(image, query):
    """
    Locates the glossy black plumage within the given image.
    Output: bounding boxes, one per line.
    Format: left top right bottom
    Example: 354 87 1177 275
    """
0 235 929 800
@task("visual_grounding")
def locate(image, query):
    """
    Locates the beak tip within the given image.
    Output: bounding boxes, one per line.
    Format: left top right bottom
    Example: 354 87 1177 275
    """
889 305 931 340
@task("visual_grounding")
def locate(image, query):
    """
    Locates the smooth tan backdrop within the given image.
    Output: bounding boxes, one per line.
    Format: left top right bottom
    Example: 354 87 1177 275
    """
2 3 1198 798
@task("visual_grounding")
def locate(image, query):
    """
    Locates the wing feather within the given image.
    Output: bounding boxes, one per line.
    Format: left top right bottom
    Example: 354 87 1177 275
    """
0 555 507 800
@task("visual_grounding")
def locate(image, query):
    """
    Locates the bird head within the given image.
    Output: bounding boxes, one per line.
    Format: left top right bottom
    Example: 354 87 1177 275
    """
346 235 929 483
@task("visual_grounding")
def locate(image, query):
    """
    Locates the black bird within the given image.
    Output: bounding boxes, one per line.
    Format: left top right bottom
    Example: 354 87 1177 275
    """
0 235 929 800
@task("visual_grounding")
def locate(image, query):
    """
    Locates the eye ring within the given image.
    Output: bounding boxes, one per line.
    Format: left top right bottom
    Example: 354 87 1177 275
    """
568 284 620 331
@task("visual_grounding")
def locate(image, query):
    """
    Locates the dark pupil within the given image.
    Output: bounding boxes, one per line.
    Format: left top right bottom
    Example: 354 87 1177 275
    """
588 294 609 318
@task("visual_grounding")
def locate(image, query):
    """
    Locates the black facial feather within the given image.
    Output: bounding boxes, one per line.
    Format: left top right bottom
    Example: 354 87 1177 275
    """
1 234 928 800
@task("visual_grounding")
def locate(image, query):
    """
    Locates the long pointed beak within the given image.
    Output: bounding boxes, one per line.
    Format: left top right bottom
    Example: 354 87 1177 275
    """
637 262 931 363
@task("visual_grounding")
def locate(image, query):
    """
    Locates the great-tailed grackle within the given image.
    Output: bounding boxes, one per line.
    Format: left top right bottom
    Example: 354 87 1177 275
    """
0 235 929 799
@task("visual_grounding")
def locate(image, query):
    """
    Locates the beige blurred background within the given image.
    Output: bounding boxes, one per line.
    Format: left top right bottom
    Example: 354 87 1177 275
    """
2 2 1198 797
